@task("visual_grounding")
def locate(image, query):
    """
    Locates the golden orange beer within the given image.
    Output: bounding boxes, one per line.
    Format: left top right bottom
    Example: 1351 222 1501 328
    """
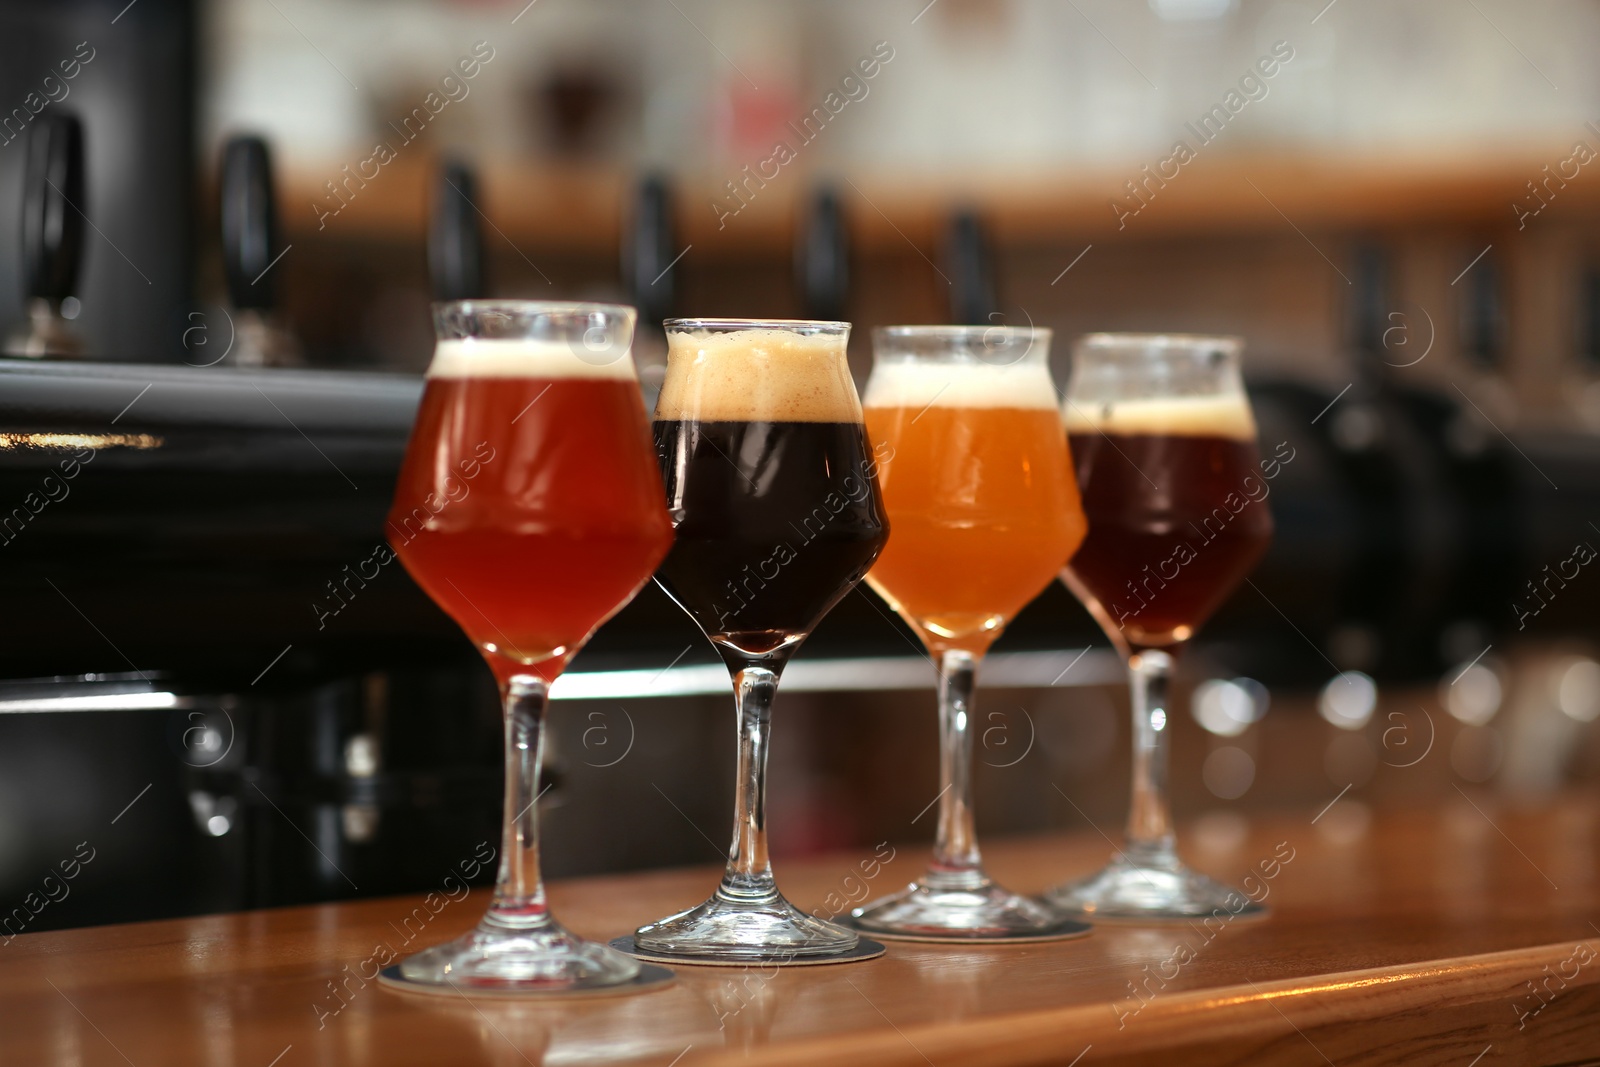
863 356 1086 655
851 327 1092 942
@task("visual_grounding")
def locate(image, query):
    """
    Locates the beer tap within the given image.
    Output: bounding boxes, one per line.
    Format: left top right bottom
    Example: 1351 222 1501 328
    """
1458 246 1506 370
220 135 301 367
5 111 86 359
796 185 850 323
624 173 677 331
1320 244 1466 674
428 159 486 301
1582 267 1600 373
623 174 677 402
943 208 997 326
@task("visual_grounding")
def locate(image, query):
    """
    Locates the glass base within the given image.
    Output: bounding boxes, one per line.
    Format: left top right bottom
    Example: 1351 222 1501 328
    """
393 915 642 993
1044 851 1265 921
634 888 858 960
852 872 1084 940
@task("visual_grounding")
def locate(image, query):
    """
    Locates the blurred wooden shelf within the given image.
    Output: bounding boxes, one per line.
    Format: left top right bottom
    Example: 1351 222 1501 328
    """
281 148 1600 259
5 797 1599 1065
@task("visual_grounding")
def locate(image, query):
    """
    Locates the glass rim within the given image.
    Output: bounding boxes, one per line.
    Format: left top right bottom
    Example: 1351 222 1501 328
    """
663 318 849 335
873 324 1052 343
1075 332 1242 353
433 299 637 320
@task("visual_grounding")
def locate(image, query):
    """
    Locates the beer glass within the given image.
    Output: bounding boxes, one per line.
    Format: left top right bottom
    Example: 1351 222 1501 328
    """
1048 334 1274 919
852 325 1090 939
635 319 889 960
387 301 674 991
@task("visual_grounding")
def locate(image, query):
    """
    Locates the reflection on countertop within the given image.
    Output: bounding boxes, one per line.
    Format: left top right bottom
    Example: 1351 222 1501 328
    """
3 797 1598 1066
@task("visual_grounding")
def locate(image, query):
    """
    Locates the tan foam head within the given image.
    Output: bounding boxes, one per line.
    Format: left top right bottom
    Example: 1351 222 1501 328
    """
427 339 637 380
864 359 1058 411
654 327 861 423
1061 394 1258 440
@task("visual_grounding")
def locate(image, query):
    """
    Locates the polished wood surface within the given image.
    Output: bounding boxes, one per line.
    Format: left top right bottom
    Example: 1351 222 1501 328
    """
5 796 1599 1066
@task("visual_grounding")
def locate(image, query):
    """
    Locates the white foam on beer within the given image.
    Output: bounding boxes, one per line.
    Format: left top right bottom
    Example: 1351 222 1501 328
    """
863 359 1057 410
426 339 637 380
1061 393 1257 440
655 328 860 423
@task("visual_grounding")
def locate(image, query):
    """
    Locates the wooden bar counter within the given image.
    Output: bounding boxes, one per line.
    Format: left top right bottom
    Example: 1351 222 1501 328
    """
4 797 1598 1066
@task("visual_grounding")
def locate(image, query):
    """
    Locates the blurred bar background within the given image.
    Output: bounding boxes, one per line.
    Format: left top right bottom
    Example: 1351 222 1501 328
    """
2 0 1599 933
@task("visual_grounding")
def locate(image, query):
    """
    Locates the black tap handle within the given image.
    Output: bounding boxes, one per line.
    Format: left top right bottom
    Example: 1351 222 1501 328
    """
220 135 279 312
796 186 849 322
945 208 997 325
623 174 676 330
21 112 85 304
429 160 486 302
1348 244 1387 354
1459 247 1504 369
1583 268 1600 367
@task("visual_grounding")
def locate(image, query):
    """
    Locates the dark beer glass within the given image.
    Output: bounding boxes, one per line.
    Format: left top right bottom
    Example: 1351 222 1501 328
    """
635 319 889 960
1048 334 1274 919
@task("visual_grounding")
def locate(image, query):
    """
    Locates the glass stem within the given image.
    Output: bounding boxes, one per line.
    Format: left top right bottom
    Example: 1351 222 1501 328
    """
927 648 985 889
486 675 552 929
1123 649 1178 868
717 665 780 904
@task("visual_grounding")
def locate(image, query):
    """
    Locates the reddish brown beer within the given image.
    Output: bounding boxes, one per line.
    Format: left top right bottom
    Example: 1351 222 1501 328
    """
1062 422 1276 654
1048 335 1279 922
390 368 673 685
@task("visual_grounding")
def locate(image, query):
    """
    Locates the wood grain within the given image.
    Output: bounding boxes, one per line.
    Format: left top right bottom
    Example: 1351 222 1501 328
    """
3 797 1599 1066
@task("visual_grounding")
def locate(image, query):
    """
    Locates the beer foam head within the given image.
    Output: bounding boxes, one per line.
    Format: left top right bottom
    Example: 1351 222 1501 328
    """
655 326 861 423
864 359 1058 411
426 339 637 380
1061 394 1258 440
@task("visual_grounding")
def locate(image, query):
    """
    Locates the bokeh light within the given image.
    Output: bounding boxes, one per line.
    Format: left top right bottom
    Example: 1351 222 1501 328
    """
1318 671 1377 730
1192 677 1268 737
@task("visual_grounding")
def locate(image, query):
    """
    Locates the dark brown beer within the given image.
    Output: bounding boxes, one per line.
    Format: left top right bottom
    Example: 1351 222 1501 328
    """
653 418 888 658
650 324 889 662
1063 431 1274 653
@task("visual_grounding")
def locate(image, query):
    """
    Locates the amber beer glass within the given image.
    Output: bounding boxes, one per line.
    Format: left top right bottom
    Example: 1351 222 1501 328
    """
635 320 889 961
387 302 673 991
851 325 1090 940
1048 334 1273 919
